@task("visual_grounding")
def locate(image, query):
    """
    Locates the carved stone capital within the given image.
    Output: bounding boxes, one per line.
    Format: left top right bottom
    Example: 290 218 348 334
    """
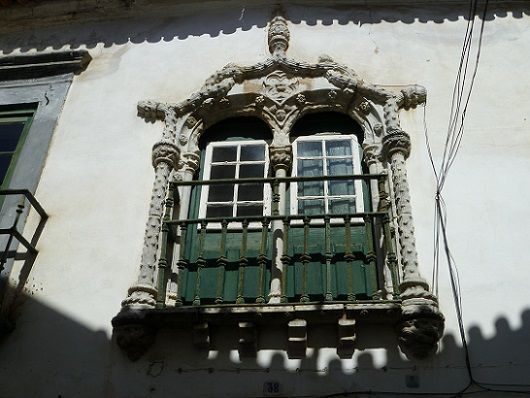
397 299 444 359
122 284 157 309
269 145 292 172
382 129 411 160
152 141 180 169
268 14 290 56
362 142 380 167
178 151 201 175
400 85 427 110
113 310 156 361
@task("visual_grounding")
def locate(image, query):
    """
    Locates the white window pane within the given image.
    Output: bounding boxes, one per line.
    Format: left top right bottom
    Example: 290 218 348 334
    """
211 164 236 179
236 204 263 217
298 158 324 196
238 184 263 201
206 204 233 218
208 184 234 202
297 141 322 157
326 139 352 156
329 198 356 214
327 159 354 195
298 199 325 215
239 164 264 178
212 146 237 162
240 144 265 161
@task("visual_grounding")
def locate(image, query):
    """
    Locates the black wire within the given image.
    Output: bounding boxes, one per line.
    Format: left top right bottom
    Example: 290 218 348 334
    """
425 0 530 394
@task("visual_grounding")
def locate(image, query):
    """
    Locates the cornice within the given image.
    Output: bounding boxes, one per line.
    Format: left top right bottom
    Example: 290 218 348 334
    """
0 50 92 81
0 0 523 31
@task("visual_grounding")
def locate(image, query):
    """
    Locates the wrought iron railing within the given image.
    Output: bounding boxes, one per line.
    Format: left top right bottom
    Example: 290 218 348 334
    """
0 189 48 273
158 174 399 308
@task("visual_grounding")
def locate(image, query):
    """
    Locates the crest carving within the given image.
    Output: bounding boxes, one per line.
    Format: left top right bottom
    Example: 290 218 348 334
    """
262 71 299 103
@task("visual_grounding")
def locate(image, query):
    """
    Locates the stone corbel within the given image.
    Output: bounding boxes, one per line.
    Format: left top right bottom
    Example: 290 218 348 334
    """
238 322 258 357
382 129 444 358
287 319 307 358
337 318 356 356
112 311 156 362
193 322 211 350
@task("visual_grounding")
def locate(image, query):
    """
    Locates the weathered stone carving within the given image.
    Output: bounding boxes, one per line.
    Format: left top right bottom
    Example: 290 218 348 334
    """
123 114 181 310
263 71 299 103
113 309 156 361
269 145 292 172
268 12 290 56
382 129 444 357
397 303 445 359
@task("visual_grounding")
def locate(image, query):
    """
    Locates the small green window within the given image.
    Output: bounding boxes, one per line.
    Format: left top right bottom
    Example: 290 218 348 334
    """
0 107 35 190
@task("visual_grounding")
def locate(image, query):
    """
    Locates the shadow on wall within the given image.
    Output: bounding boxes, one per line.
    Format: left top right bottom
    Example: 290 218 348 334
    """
0 3 528 55
1 291 530 396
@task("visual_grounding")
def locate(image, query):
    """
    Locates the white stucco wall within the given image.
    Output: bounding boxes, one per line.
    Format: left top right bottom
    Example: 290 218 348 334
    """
0 3 529 397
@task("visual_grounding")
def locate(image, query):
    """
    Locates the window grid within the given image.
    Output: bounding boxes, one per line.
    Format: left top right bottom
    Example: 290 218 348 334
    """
0 109 35 190
200 140 270 221
291 135 364 216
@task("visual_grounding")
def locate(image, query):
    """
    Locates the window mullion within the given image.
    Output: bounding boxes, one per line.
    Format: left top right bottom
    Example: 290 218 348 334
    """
233 145 241 217
322 140 329 214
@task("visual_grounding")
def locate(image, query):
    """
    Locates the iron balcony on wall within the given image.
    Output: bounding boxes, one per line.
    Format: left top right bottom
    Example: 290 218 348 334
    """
156 173 401 319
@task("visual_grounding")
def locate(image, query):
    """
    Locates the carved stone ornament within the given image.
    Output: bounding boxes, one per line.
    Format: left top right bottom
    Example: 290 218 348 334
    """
269 145 292 171
382 129 411 159
400 85 427 110
112 309 157 361
152 141 180 168
262 71 299 103
115 323 156 361
268 13 290 56
397 301 445 359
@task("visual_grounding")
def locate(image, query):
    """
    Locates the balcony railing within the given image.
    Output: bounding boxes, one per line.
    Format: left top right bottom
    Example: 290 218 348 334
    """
157 174 399 308
0 189 48 273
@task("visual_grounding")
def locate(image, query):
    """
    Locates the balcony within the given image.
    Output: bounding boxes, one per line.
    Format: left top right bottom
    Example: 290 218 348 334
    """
0 189 47 334
0 189 47 267
151 174 401 331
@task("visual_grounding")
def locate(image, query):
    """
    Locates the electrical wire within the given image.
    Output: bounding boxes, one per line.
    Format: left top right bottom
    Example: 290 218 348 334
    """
424 0 530 395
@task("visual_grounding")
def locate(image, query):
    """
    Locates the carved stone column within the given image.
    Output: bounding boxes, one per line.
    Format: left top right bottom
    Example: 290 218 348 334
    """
122 140 180 309
362 141 381 209
268 145 292 303
167 151 200 303
382 129 444 358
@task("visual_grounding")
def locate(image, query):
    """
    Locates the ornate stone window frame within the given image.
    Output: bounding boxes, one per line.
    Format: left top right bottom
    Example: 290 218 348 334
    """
113 11 444 361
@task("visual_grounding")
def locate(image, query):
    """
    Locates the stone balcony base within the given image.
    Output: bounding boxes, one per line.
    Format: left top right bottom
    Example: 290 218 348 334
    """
112 301 403 360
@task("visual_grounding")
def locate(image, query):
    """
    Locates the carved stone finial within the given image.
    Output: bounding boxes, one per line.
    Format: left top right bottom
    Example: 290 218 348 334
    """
268 11 290 56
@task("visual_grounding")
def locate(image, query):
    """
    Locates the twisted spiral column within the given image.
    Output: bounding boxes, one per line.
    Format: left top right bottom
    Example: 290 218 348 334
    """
122 141 180 309
382 129 444 359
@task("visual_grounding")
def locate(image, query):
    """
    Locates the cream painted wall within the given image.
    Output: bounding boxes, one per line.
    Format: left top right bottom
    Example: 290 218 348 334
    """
0 3 529 397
